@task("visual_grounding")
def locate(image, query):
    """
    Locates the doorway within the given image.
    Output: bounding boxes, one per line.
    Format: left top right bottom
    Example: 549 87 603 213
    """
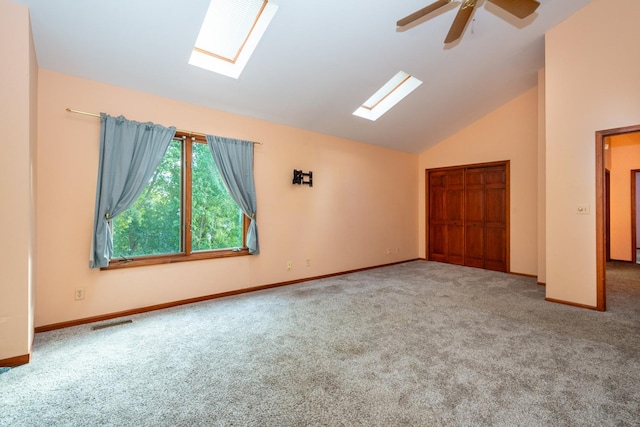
632 170 640 264
596 125 640 311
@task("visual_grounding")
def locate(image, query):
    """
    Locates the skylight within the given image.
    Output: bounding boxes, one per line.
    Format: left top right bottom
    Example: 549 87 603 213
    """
189 0 278 79
353 71 423 121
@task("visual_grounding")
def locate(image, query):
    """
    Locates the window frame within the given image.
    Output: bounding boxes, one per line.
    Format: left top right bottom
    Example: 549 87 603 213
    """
104 131 250 270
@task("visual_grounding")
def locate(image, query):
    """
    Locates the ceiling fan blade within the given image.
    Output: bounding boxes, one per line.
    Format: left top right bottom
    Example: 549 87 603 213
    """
397 0 452 27
487 0 540 19
444 0 477 43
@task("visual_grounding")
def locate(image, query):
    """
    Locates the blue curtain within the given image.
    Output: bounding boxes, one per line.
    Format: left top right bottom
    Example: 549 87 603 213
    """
90 114 176 268
206 136 259 254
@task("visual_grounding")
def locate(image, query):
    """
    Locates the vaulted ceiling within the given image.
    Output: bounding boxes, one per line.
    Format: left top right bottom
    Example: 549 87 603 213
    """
14 0 591 152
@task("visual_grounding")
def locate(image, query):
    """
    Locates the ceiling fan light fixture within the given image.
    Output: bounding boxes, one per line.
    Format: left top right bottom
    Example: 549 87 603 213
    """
353 71 423 121
398 0 540 44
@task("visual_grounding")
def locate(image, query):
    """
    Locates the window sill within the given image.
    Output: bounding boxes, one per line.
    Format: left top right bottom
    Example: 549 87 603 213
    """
102 248 250 270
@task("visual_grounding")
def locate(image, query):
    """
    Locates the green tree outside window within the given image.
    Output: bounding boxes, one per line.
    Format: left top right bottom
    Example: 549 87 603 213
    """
112 138 243 259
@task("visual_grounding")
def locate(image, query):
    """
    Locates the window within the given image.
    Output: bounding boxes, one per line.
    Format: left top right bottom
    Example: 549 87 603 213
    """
107 132 249 269
352 71 423 121
188 0 279 79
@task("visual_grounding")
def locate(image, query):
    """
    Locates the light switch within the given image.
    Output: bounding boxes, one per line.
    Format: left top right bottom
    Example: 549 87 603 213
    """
576 204 590 214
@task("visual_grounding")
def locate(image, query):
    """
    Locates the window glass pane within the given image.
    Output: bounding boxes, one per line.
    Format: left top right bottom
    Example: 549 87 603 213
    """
191 142 243 251
112 140 182 257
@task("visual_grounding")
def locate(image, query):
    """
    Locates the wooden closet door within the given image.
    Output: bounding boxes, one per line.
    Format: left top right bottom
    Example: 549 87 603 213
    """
464 168 485 269
463 165 507 272
483 166 507 272
429 169 464 265
428 162 508 273
429 171 447 263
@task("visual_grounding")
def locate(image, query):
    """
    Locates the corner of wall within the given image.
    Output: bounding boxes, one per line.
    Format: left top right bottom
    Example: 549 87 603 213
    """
0 0 36 362
537 68 546 285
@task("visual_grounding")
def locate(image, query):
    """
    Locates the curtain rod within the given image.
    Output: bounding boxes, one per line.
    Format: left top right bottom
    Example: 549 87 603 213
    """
65 108 262 145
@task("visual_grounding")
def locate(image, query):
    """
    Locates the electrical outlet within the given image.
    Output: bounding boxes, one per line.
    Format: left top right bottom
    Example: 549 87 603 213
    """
306 259 311 267
287 261 292 271
75 288 85 300
386 248 391 254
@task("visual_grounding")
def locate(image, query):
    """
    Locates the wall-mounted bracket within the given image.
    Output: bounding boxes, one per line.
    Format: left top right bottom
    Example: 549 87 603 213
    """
293 169 313 187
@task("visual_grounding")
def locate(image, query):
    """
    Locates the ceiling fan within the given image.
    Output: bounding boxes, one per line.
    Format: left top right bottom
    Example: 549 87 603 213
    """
397 0 540 44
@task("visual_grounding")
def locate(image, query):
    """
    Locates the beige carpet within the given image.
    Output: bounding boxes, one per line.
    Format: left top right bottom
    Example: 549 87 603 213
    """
1 261 639 426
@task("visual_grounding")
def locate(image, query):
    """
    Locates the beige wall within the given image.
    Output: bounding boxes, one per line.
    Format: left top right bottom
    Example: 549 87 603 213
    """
35 70 419 327
545 0 640 306
609 133 640 261
418 88 539 276
0 0 37 361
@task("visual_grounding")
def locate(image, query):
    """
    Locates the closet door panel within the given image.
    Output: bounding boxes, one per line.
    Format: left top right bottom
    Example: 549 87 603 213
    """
447 224 465 265
485 227 506 271
465 189 484 223
429 173 447 262
465 168 485 268
486 191 506 222
465 225 484 268
445 170 465 265
430 224 447 262
484 166 507 272
484 167 506 186
465 190 485 268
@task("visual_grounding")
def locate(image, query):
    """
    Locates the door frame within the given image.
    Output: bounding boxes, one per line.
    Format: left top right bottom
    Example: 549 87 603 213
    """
605 169 611 262
425 160 510 273
595 124 640 311
631 170 640 264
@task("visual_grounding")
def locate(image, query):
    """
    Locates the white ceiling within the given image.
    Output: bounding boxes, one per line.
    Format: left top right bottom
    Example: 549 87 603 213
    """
14 0 591 153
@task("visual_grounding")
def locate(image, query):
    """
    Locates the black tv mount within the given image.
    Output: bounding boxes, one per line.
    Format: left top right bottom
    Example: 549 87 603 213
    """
292 169 313 187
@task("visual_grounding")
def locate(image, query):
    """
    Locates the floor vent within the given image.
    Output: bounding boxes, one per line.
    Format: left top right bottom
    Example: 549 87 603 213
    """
91 319 133 330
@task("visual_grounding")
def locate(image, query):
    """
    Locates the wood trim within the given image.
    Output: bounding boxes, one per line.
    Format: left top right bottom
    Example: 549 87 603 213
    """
596 131 606 311
606 169 611 262
509 271 536 279
424 169 430 261
505 161 511 274
595 125 640 312
545 297 597 311
631 170 639 264
425 160 509 173
242 214 251 248
0 353 30 367
103 248 250 270
362 74 412 111
537 282 546 286
36 259 421 333
184 135 193 256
